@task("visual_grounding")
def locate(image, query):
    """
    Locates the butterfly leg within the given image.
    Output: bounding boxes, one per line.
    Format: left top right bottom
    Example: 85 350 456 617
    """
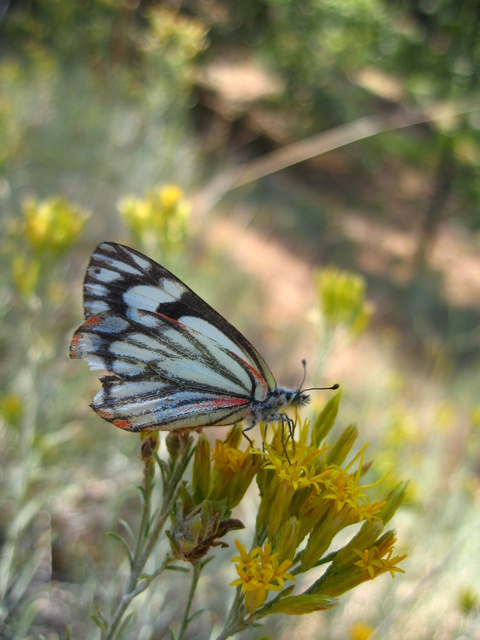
241 421 256 448
284 413 298 455
274 414 292 465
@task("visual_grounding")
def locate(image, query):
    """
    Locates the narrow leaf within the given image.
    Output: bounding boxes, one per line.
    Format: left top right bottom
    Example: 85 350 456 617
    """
106 532 134 566
187 609 205 624
312 391 341 446
166 565 190 573
89 613 106 629
117 612 135 638
119 518 136 545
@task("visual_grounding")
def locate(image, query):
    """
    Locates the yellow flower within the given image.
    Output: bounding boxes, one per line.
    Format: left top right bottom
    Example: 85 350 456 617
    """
117 183 190 251
315 266 372 336
231 540 295 613
353 542 407 580
260 420 331 491
23 196 89 255
320 465 384 521
209 432 259 508
212 437 251 473
160 184 184 210
12 255 40 298
350 622 375 640
0 393 22 427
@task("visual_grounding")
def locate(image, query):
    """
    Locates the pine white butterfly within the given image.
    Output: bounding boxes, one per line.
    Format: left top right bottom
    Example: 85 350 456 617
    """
70 242 328 436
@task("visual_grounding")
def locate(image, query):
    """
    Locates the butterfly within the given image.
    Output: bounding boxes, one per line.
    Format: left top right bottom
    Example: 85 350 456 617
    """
70 242 329 437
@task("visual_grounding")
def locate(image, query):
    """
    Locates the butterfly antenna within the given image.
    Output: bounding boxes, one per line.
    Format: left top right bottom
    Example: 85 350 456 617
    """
299 359 308 390
302 383 339 393
299 360 339 393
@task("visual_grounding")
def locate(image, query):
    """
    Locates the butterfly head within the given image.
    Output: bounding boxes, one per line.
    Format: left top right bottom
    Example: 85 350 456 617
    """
288 359 338 409
287 388 310 408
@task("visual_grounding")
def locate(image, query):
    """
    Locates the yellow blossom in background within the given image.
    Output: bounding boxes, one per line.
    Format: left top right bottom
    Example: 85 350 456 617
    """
118 184 190 254
12 254 40 298
471 406 480 428
23 196 90 255
0 393 22 428
315 266 373 336
160 184 185 210
435 400 455 432
47 281 69 306
146 7 208 63
231 539 295 613
350 622 375 640
458 585 479 614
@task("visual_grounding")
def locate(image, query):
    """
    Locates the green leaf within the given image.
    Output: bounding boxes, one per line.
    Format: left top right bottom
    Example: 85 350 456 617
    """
106 532 134 566
267 593 338 615
119 518 136 545
312 391 341 446
137 484 147 505
166 564 190 573
326 424 358 465
187 609 205 624
379 481 409 524
89 612 106 629
117 612 135 638
200 556 215 569
153 450 169 476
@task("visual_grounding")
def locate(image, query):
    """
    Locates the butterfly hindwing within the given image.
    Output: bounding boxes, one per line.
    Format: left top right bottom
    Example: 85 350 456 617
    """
91 375 252 432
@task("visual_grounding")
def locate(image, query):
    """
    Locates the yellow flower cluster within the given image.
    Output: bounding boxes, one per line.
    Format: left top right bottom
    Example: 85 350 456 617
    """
12 195 89 298
118 184 190 254
147 7 208 63
164 394 406 619
23 196 89 256
225 392 407 617
315 266 372 336
196 427 260 509
231 540 295 613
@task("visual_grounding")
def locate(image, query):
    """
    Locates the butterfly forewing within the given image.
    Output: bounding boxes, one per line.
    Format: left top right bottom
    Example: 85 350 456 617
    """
70 242 286 432
83 243 276 389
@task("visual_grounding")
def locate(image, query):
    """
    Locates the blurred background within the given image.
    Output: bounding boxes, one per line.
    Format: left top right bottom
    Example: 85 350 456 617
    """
0 1 479 638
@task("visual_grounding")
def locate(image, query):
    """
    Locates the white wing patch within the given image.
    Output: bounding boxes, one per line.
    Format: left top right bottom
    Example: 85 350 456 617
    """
105 259 144 277
178 316 259 369
85 283 108 298
89 267 123 283
129 253 151 271
123 282 186 311
84 300 110 316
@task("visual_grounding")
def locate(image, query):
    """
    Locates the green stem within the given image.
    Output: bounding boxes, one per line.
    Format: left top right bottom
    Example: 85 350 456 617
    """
215 588 248 640
177 560 203 640
103 439 192 640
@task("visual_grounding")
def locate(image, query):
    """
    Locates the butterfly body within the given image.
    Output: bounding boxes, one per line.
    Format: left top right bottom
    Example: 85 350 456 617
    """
70 242 309 434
